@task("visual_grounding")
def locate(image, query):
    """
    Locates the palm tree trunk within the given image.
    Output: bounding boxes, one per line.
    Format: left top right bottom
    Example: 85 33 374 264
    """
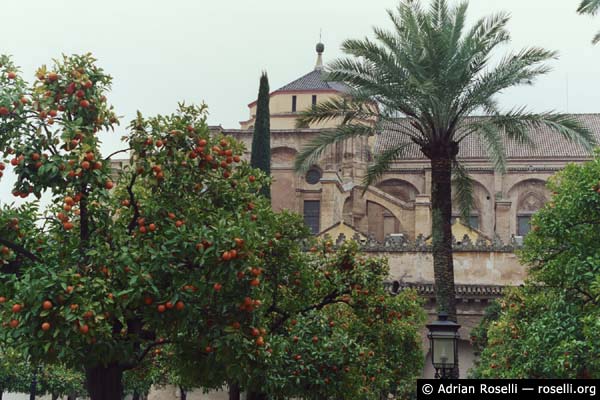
430 155 458 321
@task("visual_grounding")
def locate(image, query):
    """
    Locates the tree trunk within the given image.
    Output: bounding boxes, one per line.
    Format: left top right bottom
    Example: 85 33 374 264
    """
229 382 241 400
29 368 38 400
133 391 140 400
179 387 187 400
85 363 124 400
51 394 58 400
430 155 458 321
67 395 76 400
430 154 459 378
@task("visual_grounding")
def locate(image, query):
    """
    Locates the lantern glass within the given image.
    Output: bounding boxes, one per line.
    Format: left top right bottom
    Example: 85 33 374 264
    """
432 337 455 366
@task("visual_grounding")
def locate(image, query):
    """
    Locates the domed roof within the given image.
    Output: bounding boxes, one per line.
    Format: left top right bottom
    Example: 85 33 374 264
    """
276 69 350 93
274 42 350 93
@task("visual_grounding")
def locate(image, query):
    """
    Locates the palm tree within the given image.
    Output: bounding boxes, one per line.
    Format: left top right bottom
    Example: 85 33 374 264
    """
578 0 600 43
294 0 595 321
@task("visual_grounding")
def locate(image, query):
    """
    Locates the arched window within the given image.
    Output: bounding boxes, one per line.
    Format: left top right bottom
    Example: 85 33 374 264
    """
517 191 545 236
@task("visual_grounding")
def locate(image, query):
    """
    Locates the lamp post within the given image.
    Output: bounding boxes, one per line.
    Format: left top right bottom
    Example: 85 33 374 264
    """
427 312 460 379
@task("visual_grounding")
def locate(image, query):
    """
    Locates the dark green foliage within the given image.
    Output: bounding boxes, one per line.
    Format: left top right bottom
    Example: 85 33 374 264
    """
251 72 271 198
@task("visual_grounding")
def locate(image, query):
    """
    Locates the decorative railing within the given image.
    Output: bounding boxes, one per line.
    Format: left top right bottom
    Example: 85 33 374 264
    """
329 232 522 252
385 281 506 299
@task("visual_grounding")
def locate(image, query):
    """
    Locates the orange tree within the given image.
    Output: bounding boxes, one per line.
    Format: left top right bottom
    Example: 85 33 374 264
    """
162 238 425 400
0 54 425 399
0 53 303 399
256 242 425 400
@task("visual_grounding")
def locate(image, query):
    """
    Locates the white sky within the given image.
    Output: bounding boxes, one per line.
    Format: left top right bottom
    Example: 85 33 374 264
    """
1 0 599 202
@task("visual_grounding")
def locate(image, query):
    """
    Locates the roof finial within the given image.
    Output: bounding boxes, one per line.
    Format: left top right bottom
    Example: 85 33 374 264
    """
315 31 325 71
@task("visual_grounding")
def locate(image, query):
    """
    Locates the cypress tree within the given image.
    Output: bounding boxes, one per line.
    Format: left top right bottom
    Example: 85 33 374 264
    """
250 72 271 199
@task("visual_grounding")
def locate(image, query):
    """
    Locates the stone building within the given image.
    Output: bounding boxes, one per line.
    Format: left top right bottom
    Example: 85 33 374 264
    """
211 42 600 377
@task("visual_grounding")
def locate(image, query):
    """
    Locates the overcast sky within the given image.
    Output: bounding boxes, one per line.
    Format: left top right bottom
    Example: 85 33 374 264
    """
1 0 599 201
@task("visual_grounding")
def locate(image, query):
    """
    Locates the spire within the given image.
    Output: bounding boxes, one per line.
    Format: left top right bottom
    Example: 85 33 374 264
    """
315 41 325 71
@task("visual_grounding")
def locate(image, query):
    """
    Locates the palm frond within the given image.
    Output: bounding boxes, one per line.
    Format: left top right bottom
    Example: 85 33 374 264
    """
452 160 474 224
294 124 373 172
457 119 507 172
486 109 596 150
578 0 600 15
430 0 450 30
577 0 600 43
362 142 413 192
533 113 597 150
294 97 376 128
457 47 557 117
448 1 469 51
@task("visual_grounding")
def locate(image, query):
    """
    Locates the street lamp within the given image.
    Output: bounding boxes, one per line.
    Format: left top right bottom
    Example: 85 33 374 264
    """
427 312 460 379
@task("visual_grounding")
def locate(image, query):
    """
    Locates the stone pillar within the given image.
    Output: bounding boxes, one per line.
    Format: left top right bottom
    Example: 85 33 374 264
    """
493 170 504 199
319 171 343 231
424 167 432 195
415 194 431 237
495 200 512 243
352 189 368 234
383 211 397 236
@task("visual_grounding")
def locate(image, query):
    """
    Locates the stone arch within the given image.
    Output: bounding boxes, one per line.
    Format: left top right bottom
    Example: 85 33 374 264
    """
367 200 403 242
507 178 548 199
271 146 298 168
376 179 419 202
507 178 549 236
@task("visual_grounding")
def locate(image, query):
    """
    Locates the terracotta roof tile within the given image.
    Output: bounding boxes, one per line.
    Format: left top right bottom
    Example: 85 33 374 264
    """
374 114 600 160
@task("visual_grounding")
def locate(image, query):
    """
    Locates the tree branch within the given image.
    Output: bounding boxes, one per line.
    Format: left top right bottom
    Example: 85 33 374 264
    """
126 173 140 235
104 148 131 161
0 237 39 262
269 289 351 333
121 339 172 371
